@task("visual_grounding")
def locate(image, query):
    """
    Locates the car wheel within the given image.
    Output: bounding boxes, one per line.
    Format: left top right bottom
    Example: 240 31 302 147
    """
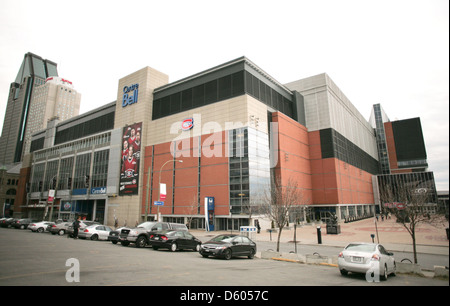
152 246 159 250
248 248 255 259
136 236 147 248
340 269 348 276
170 242 178 252
90 234 99 241
37 227 44 233
194 244 201 252
20 225 25 229
223 248 232 260
381 264 388 281
112 241 118 244
201 253 209 258
121 241 130 247
58 229 65 236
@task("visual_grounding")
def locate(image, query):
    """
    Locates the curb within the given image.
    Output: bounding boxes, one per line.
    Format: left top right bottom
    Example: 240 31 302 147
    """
259 251 448 279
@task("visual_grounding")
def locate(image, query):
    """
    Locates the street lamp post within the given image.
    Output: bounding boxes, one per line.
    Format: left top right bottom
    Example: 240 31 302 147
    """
157 159 183 221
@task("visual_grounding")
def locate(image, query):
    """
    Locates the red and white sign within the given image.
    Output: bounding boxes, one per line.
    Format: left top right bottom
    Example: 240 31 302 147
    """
159 183 167 201
181 118 194 131
48 189 55 203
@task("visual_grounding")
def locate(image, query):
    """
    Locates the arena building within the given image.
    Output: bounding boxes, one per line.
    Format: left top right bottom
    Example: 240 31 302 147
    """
14 56 437 230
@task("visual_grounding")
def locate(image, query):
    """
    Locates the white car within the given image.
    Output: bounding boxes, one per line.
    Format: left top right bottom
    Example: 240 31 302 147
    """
77 224 113 240
28 221 55 233
338 242 396 281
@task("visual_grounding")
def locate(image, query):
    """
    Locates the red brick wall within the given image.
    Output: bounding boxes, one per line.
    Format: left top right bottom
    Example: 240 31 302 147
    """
271 112 313 204
142 131 230 217
309 132 374 205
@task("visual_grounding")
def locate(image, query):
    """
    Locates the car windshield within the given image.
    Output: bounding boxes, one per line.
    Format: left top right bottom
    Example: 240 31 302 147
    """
210 235 236 243
345 244 376 253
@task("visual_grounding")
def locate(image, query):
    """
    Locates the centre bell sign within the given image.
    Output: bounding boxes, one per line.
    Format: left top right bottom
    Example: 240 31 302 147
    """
122 83 139 107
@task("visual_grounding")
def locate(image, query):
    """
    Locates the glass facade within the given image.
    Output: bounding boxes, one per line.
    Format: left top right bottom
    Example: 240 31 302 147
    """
73 153 91 189
228 127 271 214
377 172 437 204
320 128 379 175
92 150 109 188
153 70 294 121
58 157 74 190
372 104 391 174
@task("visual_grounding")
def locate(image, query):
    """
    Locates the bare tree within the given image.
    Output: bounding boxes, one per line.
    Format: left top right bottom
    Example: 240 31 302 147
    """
185 194 199 229
380 180 443 264
260 176 308 252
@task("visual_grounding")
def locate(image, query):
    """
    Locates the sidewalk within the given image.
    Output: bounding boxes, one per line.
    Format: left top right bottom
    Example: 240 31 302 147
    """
192 217 449 256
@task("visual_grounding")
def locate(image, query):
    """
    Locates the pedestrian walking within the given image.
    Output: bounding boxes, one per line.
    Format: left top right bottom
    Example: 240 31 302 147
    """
72 216 81 239
256 220 261 234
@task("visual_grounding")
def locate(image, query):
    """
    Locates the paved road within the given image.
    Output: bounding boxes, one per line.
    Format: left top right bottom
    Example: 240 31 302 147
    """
0 228 447 290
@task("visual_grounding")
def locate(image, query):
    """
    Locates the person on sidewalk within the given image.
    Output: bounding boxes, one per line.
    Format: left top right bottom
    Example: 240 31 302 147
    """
72 216 81 239
255 220 261 234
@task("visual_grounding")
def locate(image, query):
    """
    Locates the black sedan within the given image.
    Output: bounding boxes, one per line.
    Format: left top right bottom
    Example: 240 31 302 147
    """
199 234 257 260
149 230 202 252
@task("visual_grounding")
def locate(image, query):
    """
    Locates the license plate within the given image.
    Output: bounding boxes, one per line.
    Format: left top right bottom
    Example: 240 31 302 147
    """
154 237 159 240
352 256 362 262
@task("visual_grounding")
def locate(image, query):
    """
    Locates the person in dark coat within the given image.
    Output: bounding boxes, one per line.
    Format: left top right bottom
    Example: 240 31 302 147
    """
72 216 81 239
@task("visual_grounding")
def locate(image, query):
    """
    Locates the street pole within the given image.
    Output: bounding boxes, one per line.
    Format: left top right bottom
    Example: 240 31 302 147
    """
294 223 297 253
145 166 151 221
158 159 183 222
374 218 380 243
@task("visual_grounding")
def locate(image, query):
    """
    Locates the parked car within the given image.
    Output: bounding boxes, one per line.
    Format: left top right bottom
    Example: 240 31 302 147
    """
78 224 113 240
0 218 17 228
12 218 38 229
119 221 188 248
49 222 72 235
338 242 396 280
199 234 257 260
67 220 100 237
149 230 202 252
108 227 125 244
28 221 55 233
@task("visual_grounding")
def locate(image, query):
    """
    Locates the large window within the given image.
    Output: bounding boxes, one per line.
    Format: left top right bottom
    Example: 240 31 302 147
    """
73 153 91 189
92 150 109 188
58 157 74 190
228 127 271 214
31 163 45 192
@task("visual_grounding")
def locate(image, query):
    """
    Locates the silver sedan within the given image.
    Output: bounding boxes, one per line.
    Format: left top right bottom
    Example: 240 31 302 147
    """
78 225 113 241
338 242 396 281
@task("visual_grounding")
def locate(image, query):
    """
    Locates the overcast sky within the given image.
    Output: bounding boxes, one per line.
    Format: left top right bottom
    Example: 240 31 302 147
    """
0 0 448 191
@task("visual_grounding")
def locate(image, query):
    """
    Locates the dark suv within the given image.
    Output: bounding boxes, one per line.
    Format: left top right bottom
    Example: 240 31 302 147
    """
116 221 188 248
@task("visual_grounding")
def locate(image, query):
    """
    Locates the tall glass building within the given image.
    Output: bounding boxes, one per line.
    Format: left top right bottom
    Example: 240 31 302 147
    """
0 52 58 165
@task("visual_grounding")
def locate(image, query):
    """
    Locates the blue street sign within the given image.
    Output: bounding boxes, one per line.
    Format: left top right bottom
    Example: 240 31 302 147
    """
154 201 164 206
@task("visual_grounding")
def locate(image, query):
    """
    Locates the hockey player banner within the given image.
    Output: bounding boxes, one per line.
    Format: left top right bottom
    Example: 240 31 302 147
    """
119 122 142 195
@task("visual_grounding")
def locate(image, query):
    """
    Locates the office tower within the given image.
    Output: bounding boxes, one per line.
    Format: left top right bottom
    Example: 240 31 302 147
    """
0 52 58 165
23 76 81 155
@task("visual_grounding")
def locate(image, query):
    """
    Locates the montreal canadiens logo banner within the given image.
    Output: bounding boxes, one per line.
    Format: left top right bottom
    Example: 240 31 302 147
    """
120 122 142 195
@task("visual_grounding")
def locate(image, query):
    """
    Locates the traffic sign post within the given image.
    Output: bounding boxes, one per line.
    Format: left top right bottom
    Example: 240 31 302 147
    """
154 201 164 221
